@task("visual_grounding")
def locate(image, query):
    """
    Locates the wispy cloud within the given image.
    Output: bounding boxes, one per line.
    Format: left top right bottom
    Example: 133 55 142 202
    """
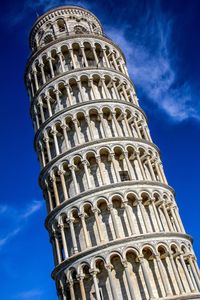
6 0 199 121
20 200 43 219
106 3 200 122
15 288 44 299
0 200 43 249
0 227 21 247
7 0 90 26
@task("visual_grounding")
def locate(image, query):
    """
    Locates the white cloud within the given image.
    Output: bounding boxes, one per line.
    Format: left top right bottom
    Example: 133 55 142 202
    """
106 4 199 122
0 227 21 247
15 289 44 299
7 0 199 121
0 200 43 249
21 200 43 219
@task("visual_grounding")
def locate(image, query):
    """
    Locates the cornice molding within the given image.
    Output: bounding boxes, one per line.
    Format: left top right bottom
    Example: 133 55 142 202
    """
51 232 192 279
45 180 175 228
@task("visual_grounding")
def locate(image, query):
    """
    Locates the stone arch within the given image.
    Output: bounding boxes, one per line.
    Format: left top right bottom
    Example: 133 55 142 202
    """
96 197 113 242
110 193 129 238
140 191 155 233
125 248 145 300
142 246 162 298
109 251 130 299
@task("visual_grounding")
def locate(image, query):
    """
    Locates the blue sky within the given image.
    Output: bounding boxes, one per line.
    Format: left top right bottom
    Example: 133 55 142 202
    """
0 0 200 299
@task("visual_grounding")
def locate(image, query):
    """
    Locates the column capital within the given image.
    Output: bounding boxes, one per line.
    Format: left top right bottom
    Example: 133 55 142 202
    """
56 51 63 57
57 223 64 230
43 135 49 142
135 150 140 156
121 259 128 268
76 273 85 281
68 164 77 171
37 99 43 106
78 212 88 219
154 254 161 261
32 66 37 73
60 122 67 129
137 255 144 262
81 159 89 166
122 200 129 206
123 151 129 158
159 200 165 206
105 263 113 271
98 111 104 118
84 114 91 123
91 207 100 214
53 88 61 95
148 197 156 204
137 197 143 203
89 268 99 276
188 254 196 262
67 217 75 224
47 55 53 61
64 82 70 88
107 203 113 210
72 117 79 124
44 94 50 101
58 169 65 176
109 152 115 160
38 62 44 68
120 112 127 119
50 174 56 182
95 155 101 162
67 279 74 286
51 129 58 136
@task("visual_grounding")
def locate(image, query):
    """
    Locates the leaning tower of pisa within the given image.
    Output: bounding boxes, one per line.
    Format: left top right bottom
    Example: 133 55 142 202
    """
25 5 200 300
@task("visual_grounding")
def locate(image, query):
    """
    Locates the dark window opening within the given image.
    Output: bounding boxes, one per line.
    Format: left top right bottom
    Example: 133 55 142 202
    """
44 34 53 44
57 20 65 32
119 171 130 182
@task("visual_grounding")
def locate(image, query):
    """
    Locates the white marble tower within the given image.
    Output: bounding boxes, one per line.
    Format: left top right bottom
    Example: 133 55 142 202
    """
25 5 200 300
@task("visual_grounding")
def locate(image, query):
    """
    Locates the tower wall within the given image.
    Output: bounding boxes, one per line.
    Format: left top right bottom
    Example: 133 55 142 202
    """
25 6 200 300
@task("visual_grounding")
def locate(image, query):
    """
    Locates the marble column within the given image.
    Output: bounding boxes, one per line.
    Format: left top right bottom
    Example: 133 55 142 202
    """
67 217 78 254
69 164 79 194
123 201 135 235
139 256 156 300
58 221 68 259
122 260 137 300
77 274 87 300
90 269 101 300
108 203 120 238
50 174 60 206
155 255 171 296
80 46 88 67
47 56 55 78
105 264 119 300
79 212 91 248
68 280 76 300
92 208 105 242
82 159 92 189
58 169 68 201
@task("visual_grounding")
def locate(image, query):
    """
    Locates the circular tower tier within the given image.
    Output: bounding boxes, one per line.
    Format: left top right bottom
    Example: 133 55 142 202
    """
25 5 200 300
